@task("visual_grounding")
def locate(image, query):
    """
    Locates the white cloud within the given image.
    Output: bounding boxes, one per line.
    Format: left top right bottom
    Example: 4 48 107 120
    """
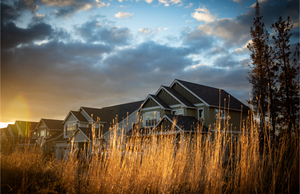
115 12 134 18
163 27 169 30
184 3 193 8
186 20 193 23
170 0 182 4
191 6 217 23
118 0 123 2
157 27 161 31
145 0 154 3
183 14 186 17
159 0 169 7
35 13 45 18
139 28 150 34
95 0 106 7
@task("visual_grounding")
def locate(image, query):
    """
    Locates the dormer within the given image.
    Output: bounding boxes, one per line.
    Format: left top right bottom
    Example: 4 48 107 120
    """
62 111 88 138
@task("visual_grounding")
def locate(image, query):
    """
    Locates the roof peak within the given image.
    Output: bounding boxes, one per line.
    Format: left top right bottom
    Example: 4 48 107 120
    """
174 79 224 91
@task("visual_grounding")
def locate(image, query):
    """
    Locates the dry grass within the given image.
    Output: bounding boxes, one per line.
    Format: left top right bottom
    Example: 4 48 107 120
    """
1 112 299 194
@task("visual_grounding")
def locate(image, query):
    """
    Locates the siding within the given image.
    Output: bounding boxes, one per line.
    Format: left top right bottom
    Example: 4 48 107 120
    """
157 90 180 105
143 98 158 108
153 118 176 133
172 83 202 104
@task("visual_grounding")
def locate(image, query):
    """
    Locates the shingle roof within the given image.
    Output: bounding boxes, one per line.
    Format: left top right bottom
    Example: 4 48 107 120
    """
149 95 171 109
164 114 208 132
162 86 196 108
78 127 102 141
15 121 38 137
126 125 151 137
8 124 19 136
71 111 88 122
1 127 11 137
42 119 63 130
46 131 64 142
176 79 249 111
82 100 143 135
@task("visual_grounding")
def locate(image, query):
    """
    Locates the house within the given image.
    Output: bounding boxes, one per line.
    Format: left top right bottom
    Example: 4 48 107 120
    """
31 119 64 156
66 101 143 156
0 127 11 140
126 79 249 143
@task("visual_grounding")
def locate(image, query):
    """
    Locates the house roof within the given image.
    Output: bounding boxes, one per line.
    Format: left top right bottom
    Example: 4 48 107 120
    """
15 121 38 136
42 119 63 130
164 114 208 132
161 86 196 108
149 95 171 109
175 79 249 111
70 111 88 122
8 124 19 136
1 127 11 137
46 131 64 142
126 125 151 137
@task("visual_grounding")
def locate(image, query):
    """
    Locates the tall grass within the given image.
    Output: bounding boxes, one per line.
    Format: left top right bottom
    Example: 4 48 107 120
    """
1 111 299 193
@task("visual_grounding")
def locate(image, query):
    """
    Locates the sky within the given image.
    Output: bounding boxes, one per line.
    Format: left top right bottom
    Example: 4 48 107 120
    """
1 0 299 126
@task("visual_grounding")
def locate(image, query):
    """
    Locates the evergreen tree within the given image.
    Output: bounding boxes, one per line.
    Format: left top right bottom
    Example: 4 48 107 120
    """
247 2 270 131
271 17 299 132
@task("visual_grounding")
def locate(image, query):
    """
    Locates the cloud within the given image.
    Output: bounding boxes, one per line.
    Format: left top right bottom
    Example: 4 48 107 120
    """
191 6 217 23
54 2 92 18
184 3 193 8
95 0 106 7
145 0 154 3
139 28 150 34
1 22 53 49
114 12 134 18
186 20 193 23
76 19 132 45
158 0 182 6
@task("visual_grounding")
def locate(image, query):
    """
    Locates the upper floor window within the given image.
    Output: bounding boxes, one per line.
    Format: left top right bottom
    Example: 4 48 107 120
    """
198 108 204 119
40 130 46 137
172 109 184 116
66 124 77 136
215 109 227 119
34 132 36 137
143 111 160 127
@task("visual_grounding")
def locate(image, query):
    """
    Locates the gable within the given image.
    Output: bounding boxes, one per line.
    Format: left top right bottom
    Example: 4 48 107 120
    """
65 113 78 123
152 118 180 134
37 121 47 129
72 130 90 142
171 82 202 104
143 98 159 108
157 90 180 105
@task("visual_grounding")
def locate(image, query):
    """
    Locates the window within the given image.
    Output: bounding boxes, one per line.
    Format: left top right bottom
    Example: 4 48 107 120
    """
172 109 184 116
215 109 227 119
34 132 36 137
51 145 55 150
40 130 45 137
143 111 160 127
47 131 49 136
43 145 47 150
66 124 77 136
198 108 204 119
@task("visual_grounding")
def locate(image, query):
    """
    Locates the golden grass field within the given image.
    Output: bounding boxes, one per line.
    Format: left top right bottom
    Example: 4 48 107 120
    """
1 110 299 194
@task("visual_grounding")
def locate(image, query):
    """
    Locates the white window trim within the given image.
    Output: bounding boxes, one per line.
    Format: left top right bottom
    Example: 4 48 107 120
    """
143 111 160 127
171 108 184 116
215 109 227 119
198 108 204 119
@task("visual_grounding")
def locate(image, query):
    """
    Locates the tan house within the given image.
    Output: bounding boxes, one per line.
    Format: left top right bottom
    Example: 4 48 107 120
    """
31 119 64 156
127 79 249 142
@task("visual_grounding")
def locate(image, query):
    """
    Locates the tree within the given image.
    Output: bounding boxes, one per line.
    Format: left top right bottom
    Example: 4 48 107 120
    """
247 1 270 132
271 17 299 132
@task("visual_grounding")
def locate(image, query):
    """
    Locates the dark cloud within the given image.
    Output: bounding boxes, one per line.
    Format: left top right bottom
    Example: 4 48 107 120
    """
75 19 132 46
187 0 299 48
1 2 20 23
1 22 53 49
213 55 240 68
